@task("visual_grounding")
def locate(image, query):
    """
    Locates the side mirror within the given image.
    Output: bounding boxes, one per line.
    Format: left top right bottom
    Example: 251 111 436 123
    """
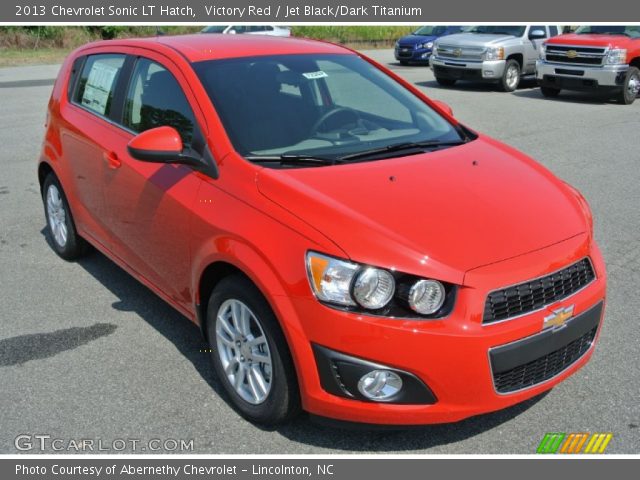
529 29 546 40
127 126 201 167
228 29 237 35
432 99 454 117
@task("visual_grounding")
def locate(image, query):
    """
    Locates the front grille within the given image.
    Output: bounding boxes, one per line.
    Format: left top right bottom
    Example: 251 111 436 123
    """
493 326 597 393
436 44 484 61
483 258 595 324
546 54 602 65
545 45 606 66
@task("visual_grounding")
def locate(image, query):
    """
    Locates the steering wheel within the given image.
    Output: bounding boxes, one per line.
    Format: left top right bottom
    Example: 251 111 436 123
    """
310 107 362 136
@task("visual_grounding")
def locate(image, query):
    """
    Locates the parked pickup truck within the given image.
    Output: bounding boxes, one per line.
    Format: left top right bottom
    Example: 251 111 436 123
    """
536 25 640 104
431 25 562 91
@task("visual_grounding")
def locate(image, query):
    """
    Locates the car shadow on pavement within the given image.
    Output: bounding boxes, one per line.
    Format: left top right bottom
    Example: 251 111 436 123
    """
39 229 228 403
416 78 539 92
273 392 548 451
510 89 618 105
42 229 549 451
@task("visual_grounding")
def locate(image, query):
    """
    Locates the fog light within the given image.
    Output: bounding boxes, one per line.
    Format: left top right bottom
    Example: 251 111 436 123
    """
357 370 403 400
483 70 495 77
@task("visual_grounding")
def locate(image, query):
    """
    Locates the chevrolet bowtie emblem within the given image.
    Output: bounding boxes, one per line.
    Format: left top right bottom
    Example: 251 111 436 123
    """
453 48 462 57
566 50 578 59
543 305 575 330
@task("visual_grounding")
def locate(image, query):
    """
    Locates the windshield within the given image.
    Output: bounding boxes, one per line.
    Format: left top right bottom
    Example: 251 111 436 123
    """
193 54 466 162
467 26 526 37
412 26 447 36
575 25 640 38
201 26 228 34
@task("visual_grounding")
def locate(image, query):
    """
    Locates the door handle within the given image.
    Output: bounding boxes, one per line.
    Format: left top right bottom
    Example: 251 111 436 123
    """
104 151 121 169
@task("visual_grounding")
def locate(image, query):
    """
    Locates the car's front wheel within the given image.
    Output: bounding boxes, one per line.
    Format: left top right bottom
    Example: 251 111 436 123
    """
618 66 639 105
499 59 521 92
42 173 89 260
206 274 300 425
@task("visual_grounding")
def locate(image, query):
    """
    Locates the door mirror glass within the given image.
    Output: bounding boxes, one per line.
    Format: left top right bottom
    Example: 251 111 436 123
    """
529 29 546 40
128 126 190 163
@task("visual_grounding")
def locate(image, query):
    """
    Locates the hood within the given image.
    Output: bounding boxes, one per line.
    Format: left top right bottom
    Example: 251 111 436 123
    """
547 33 632 48
256 137 587 285
398 34 437 45
436 33 517 47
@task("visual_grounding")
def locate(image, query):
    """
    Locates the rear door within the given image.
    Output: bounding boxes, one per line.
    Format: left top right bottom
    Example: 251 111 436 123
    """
100 52 207 314
61 53 129 248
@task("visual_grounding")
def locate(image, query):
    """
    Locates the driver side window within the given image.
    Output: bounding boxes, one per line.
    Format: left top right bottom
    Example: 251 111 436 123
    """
123 58 196 146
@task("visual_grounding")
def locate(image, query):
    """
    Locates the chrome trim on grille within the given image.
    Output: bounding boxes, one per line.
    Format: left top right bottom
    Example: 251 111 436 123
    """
481 257 596 326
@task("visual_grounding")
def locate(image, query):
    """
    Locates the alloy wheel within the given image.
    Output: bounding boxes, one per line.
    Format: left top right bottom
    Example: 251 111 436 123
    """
215 299 273 404
46 184 68 248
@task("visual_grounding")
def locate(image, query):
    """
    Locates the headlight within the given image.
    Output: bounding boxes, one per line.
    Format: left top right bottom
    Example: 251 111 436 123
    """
432 44 438 56
605 48 627 65
353 267 395 309
539 44 547 60
408 280 445 314
484 46 505 61
418 42 433 50
306 252 359 306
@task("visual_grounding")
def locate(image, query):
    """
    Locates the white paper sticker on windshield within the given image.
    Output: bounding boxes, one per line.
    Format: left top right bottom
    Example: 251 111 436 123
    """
302 71 328 80
81 62 119 115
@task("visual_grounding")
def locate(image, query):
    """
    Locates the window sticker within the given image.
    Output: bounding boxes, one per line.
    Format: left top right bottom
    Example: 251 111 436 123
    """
302 71 329 80
81 62 119 115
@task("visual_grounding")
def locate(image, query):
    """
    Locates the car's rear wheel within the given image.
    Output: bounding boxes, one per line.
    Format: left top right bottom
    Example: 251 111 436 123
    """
206 274 300 425
435 76 456 87
42 173 89 260
499 59 521 92
540 86 561 98
618 66 640 105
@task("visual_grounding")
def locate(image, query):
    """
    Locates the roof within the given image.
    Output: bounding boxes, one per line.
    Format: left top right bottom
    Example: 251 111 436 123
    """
87 34 354 63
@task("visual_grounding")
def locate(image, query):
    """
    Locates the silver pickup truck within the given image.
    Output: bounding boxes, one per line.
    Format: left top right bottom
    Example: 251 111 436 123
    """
430 25 562 91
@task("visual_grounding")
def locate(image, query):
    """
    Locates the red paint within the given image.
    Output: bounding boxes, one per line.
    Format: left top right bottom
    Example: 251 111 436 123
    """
39 35 606 425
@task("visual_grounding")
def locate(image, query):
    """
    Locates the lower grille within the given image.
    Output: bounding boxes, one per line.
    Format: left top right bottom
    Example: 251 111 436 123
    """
493 326 597 393
484 258 595 324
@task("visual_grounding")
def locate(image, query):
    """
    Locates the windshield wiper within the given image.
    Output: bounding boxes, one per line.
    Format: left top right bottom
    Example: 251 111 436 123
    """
246 154 342 167
339 140 467 162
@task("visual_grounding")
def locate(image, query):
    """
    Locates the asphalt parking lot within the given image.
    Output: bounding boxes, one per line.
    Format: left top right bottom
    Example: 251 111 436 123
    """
0 48 638 454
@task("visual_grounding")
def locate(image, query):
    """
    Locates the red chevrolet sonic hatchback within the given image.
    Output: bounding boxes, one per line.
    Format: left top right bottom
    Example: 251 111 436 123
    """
39 34 606 425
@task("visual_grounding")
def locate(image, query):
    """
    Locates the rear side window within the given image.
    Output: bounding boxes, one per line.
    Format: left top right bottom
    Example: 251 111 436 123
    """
74 54 126 117
548 26 559 36
123 58 196 146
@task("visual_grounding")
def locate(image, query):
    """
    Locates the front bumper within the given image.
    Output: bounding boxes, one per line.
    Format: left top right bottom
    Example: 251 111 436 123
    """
536 60 628 91
430 57 506 81
281 235 606 425
395 46 432 62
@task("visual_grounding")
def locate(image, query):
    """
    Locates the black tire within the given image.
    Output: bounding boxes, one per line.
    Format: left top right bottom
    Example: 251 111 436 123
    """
42 173 89 261
540 86 561 98
435 76 457 87
206 274 300 425
617 66 639 105
499 59 521 92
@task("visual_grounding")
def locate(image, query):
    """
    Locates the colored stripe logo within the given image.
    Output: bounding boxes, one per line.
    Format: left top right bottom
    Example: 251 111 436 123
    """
537 433 613 454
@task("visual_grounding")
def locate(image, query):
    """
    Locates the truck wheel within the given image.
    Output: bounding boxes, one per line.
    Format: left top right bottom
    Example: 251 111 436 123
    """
42 173 89 261
206 274 301 425
499 59 521 92
540 86 561 98
618 67 640 105
435 77 456 87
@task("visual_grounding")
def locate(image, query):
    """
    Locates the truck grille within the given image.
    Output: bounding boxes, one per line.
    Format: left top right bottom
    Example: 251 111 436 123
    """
493 325 597 393
483 258 595 324
545 45 607 66
436 44 484 61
